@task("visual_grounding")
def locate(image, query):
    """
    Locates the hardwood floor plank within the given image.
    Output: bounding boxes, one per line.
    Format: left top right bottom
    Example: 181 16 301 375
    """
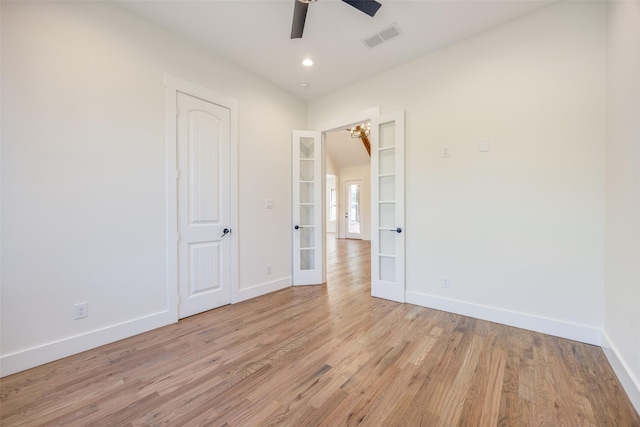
1 237 638 426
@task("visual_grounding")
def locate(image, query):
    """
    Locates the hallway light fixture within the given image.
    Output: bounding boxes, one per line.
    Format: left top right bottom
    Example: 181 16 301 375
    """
347 122 370 138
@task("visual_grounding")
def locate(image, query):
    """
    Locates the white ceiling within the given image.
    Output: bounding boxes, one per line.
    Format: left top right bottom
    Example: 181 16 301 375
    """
116 0 556 101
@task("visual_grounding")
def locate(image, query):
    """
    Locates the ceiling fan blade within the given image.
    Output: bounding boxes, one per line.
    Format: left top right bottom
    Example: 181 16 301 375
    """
291 0 309 39
341 0 382 17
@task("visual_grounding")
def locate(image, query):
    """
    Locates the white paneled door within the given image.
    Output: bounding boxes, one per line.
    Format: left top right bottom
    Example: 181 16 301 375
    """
292 131 323 286
371 111 405 302
177 92 231 318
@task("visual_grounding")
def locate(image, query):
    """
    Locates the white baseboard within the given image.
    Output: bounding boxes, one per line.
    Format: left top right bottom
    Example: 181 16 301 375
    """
601 331 640 414
0 310 175 377
406 290 602 345
1 279 293 378
233 276 291 303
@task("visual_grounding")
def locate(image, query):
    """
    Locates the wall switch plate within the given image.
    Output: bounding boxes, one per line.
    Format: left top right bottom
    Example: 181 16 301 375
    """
442 277 450 289
479 138 490 152
441 146 450 158
266 264 272 275
265 199 274 209
74 302 88 319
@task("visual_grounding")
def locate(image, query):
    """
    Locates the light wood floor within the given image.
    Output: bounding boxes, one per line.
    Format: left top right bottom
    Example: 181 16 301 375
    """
2 238 639 426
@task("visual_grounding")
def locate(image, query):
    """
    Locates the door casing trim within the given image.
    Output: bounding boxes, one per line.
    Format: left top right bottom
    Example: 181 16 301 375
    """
164 74 239 321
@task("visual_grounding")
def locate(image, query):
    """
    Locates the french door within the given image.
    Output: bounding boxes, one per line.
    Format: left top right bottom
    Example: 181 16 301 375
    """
370 111 405 302
291 110 405 299
292 131 323 285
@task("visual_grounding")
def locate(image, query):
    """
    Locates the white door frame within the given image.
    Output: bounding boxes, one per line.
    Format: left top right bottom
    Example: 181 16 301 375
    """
165 74 239 321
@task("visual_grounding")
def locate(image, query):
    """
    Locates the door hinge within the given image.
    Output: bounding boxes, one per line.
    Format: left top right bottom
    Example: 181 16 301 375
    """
177 232 181 242
175 169 181 180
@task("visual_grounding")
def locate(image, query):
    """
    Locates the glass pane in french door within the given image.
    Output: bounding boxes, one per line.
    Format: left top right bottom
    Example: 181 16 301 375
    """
378 122 396 282
299 137 315 270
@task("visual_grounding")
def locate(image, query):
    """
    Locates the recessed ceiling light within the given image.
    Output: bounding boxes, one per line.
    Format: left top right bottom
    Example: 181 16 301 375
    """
302 58 314 67
299 81 310 88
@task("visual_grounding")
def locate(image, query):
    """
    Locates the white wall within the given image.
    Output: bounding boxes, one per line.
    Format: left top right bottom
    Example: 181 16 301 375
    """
1 1 305 375
325 150 338 234
337 165 371 241
326 175 337 234
325 144 338 177
604 1 640 411
309 2 606 343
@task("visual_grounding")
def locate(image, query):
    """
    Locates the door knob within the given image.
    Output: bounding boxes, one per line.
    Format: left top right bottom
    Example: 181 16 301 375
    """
294 225 304 230
221 228 230 237
390 227 402 233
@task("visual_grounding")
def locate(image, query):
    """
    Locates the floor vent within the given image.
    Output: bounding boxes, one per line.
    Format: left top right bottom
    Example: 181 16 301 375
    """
362 23 402 48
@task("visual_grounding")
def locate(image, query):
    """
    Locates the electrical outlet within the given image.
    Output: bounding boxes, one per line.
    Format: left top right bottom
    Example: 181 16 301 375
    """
266 264 272 275
442 277 450 289
74 302 88 319
441 146 450 158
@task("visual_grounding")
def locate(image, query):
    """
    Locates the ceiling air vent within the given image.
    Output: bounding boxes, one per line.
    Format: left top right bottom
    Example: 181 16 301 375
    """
363 34 384 48
362 23 401 49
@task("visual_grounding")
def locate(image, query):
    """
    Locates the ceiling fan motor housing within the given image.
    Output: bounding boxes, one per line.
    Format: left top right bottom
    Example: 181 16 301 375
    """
291 0 381 39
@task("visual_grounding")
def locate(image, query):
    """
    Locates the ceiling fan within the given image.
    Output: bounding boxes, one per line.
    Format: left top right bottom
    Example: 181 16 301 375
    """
291 0 382 39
